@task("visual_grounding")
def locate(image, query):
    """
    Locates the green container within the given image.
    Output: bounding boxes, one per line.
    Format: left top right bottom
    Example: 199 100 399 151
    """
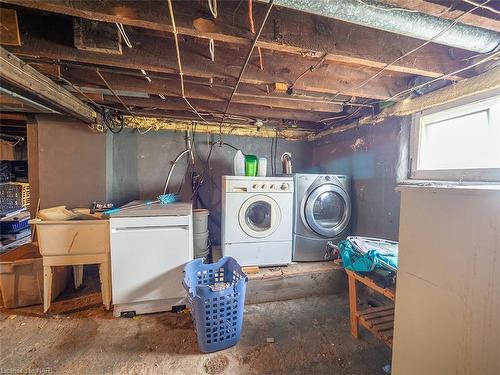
245 155 258 176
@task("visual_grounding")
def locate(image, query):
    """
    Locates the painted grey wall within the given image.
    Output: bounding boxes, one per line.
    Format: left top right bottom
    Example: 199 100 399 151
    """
36 114 107 209
108 129 312 245
312 117 405 240
33 114 404 244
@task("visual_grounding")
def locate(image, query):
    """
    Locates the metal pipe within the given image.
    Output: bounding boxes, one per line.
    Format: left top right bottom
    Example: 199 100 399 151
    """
267 0 500 53
163 148 192 195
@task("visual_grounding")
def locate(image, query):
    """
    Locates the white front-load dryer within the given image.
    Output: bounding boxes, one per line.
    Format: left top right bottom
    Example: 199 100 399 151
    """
222 176 293 266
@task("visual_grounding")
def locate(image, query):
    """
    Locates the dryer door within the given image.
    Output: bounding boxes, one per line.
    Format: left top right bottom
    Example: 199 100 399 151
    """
239 195 282 238
304 184 351 237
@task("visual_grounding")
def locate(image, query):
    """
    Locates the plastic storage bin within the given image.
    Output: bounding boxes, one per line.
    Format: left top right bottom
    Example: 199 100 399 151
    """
183 256 248 353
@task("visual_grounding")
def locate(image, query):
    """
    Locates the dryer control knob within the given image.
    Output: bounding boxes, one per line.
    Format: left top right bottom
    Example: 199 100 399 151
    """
261 184 267 189
252 184 259 189
281 183 290 191
270 184 275 189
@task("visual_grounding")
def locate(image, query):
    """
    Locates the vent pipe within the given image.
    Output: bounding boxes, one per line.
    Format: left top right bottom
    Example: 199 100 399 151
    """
269 0 500 53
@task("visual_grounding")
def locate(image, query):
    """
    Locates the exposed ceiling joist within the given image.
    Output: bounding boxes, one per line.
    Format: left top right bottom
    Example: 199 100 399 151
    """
102 95 337 123
0 46 98 123
265 0 499 53
310 65 500 140
5 16 409 100
1 0 474 78
61 66 344 113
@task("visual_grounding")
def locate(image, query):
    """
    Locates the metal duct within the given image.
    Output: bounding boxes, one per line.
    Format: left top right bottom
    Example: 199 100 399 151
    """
268 0 500 53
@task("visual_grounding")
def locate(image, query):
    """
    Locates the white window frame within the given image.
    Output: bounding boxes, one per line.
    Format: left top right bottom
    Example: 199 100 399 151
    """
409 94 500 182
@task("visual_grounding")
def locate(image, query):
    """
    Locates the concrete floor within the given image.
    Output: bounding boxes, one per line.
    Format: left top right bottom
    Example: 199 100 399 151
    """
0 294 390 375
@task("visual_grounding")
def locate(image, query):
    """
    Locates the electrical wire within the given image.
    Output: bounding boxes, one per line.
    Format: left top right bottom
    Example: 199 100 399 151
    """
288 54 328 91
137 127 153 135
274 129 278 175
96 68 133 114
209 38 215 61
166 0 211 125
383 49 500 102
248 0 264 70
102 107 125 134
140 69 152 83
116 23 133 48
462 0 500 14
270 136 274 176
219 0 275 142
208 0 218 18
60 76 101 108
61 75 125 133
62 61 235 90
329 0 494 103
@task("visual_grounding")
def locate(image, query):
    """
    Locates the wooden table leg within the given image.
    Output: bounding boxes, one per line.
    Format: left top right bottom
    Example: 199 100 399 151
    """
98 260 111 310
348 272 359 338
73 265 84 289
43 265 53 313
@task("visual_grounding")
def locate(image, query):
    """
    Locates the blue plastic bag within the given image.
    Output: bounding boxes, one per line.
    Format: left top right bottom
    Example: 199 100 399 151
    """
338 238 398 272
338 240 378 272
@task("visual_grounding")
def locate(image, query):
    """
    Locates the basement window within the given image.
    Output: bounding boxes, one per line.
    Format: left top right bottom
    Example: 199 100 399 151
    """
410 94 500 182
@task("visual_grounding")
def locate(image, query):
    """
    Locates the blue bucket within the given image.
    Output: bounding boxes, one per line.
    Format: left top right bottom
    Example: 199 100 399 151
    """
183 256 248 353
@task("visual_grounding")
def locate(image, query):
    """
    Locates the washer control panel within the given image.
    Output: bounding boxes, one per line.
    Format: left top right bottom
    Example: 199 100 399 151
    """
224 176 293 193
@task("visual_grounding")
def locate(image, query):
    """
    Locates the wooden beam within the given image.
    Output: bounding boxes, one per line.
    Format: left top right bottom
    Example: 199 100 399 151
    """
377 0 500 33
125 116 313 140
61 66 344 113
380 66 500 117
0 112 27 122
0 46 97 123
4 14 409 100
310 66 500 140
102 95 336 122
1 0 472 78
0 8 21 46
27 116 39 219
28 62 60 79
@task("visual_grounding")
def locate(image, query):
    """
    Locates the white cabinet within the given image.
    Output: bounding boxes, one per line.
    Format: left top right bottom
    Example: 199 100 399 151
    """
109 203 193 317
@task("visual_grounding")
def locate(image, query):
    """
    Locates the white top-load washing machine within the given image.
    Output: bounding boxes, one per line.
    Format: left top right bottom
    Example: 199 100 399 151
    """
293 174 351 261
222 176 293 266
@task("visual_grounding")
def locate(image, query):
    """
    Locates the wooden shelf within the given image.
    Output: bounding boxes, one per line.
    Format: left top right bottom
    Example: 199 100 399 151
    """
356 305 395 347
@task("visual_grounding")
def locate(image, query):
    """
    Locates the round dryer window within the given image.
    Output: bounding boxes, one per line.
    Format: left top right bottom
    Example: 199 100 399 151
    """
305 184 351 237
239 195 281 238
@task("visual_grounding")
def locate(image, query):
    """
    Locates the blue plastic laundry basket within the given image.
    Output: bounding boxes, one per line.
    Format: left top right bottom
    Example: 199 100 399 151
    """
183 256 248 353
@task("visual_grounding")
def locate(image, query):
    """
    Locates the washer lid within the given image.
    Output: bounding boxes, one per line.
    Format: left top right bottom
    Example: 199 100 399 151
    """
304 184 351 237
239 195 281 238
